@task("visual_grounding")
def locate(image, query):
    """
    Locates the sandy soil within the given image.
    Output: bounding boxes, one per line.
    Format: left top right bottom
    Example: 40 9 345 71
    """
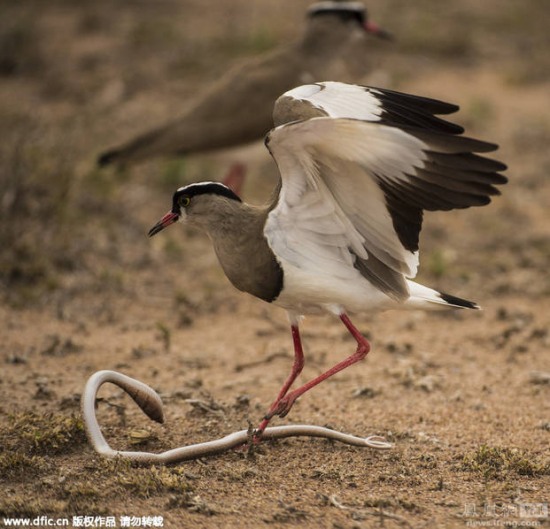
1 1 549 528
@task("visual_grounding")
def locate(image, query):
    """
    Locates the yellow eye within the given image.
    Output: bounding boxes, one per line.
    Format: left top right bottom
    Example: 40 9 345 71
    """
179 196 190 207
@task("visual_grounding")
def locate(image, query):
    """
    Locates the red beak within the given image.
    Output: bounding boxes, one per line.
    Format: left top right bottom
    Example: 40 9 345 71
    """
148 211 179 237
364 20 393 40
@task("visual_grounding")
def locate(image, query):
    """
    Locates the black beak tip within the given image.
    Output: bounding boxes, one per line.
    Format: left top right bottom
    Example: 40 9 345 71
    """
147 224 163 237
147 212 179 237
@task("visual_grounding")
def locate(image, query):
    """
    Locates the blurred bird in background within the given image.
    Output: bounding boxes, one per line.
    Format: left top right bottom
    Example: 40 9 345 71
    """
97 1 392 194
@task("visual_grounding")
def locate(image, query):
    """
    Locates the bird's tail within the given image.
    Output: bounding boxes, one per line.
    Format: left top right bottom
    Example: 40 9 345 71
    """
97 148 124 167
97 122 182 167
405 281 479 310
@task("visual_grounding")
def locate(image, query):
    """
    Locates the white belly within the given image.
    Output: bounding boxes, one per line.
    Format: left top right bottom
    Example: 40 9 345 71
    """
272 261 396 315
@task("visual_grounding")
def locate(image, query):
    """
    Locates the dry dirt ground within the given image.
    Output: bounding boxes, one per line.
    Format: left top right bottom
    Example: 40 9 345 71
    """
1 1 549 528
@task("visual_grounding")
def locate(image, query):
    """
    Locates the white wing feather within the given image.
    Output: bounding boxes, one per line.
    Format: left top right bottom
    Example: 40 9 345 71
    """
284 82 383 121
265 117 424 295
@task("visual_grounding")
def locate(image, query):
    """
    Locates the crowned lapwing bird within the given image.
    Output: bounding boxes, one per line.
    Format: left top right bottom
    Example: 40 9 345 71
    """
148 82 507 435
97 2 391 192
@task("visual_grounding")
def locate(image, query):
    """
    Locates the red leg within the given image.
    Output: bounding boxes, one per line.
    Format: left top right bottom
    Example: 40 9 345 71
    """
261 313 371 425
221 163 246 196
256 324 304 434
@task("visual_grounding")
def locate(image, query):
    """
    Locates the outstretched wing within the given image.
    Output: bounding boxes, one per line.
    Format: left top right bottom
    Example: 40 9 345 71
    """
264 82 507 301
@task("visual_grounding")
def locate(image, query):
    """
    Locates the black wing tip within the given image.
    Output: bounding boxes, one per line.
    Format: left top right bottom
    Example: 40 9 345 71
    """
490 173 508 186
488 158 508 174
371 86 460 116
369 87 465 136
439 292 479 309
474 140 499 153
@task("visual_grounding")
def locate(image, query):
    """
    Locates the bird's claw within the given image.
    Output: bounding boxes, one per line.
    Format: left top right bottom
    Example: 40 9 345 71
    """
264 392 299 421
254 392 300 436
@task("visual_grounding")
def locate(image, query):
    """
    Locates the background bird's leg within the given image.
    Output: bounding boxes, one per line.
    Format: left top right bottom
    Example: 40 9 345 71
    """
221 162 246 196
261 313 371 423
255 323 304 435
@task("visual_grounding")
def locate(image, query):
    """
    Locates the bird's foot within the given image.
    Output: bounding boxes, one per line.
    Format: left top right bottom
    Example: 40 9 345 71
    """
253 391 301 441
252 418 270 442
264 390 300 422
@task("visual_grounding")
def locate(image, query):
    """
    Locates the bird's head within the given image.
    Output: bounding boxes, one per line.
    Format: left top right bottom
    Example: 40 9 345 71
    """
148 182 242 237
307 1 392 40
